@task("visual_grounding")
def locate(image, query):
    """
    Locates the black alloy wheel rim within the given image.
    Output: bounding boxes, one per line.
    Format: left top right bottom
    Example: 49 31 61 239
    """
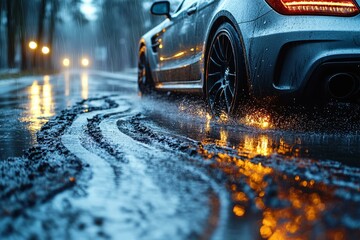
206 31 237 115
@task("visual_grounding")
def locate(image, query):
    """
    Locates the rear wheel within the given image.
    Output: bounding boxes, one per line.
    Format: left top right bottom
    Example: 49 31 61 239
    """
205 23 247 116
138 46 154 95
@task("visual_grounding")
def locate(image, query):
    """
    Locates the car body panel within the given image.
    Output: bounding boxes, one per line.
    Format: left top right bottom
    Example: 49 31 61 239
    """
239 11 360 97
156 1 199 83
140 0 360 101
142 0 272 88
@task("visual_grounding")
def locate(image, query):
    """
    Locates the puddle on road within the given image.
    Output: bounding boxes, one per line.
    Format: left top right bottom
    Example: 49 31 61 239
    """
1 71 359 239
141 95 360 239
20 76 55 142
144 96 360 166
0 71 133 159
197 141 360 239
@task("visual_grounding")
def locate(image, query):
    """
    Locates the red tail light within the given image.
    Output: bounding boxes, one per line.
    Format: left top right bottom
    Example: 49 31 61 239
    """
265 0 360 16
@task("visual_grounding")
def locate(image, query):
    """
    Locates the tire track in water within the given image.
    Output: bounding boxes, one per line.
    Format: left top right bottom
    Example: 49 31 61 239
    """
61 96 229 239
98 102 229 239
0 96 120 239
3 92 359 239
117 111 360 239
60 98 146 239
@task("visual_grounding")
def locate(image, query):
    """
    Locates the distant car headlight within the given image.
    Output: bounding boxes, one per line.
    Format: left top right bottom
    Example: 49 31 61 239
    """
62 58 70 67
28 41 38 50
41 46 50 55
81 58 90 67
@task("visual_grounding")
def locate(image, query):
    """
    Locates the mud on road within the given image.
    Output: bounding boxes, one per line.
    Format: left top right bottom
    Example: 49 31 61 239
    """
1 95 228 239
1 73 360 239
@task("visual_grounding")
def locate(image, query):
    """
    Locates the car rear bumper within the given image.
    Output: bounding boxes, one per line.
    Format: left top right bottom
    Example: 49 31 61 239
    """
239 10 360 102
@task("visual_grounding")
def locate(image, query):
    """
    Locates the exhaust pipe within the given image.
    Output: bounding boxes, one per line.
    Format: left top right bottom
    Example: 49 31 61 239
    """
327 73 359 99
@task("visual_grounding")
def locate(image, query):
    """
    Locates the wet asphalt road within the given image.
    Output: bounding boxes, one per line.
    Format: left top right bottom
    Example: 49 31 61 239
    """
0 71 360 239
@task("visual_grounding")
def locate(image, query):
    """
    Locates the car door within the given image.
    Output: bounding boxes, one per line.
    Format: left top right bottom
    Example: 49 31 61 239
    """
191 0 219 80
156 0 199 82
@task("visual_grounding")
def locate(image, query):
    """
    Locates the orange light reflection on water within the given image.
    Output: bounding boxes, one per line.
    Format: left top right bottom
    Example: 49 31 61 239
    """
241 135 273 158
244 111 272 129
196 123 346 239
238 135 303 159
215 128 228 147
22 76 54 141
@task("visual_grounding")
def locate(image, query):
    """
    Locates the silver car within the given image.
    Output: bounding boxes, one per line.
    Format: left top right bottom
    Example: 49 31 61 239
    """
138 0 360 114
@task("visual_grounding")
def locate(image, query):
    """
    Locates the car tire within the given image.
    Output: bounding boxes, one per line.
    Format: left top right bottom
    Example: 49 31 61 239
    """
205 22 248 116
138 46 154 95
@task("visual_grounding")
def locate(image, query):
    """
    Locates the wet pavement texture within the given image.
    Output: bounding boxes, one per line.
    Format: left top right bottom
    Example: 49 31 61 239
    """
0 71 359 239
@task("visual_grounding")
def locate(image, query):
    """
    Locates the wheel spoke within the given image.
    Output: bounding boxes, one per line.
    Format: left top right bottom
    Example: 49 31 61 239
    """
217 37 226 61
227 50 233 64
210 87 225 109
210 56 222 67
224 87 232 112
208 72 221 77
215 86 224 100
225 39 230 63
208 78 223 94
227 83 234 97
212 44 225 63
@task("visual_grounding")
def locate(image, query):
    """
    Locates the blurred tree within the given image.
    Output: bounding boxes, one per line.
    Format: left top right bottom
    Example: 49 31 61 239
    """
17 0 29 70
35 0 89 70
6 0 16 68
97 0 162 70
120 0 147 67
0 0 4 68
48 0 60 70
33 0 47 69
97 0 128 70
2 0 30 70
1 0 90 71
69 0 90 26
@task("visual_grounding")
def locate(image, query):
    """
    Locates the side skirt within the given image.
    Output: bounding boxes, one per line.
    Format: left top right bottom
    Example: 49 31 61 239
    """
155 80 203 93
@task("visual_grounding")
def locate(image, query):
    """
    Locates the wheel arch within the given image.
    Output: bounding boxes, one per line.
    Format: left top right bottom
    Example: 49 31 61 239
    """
202 11 251 96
